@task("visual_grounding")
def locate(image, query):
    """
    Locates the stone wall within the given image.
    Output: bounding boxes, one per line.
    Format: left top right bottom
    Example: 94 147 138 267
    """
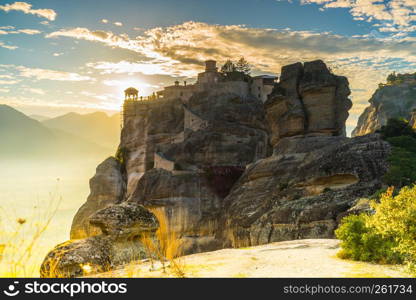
184 106 209 131
154 152 175 171
250 78 275 103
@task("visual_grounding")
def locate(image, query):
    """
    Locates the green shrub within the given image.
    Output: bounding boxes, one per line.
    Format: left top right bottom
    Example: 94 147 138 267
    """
335 214 401 264
387 135 416 153
379 118 416 188
369 186 416 265
115 146 128 166
384 147 416 187
337 186 416 270
378 118 416 140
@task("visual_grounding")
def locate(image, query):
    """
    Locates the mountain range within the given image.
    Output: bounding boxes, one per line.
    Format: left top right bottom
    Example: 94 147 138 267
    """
0 105 120 159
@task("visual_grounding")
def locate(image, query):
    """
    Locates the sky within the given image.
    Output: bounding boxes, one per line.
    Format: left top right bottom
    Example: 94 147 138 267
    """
0 0 416 133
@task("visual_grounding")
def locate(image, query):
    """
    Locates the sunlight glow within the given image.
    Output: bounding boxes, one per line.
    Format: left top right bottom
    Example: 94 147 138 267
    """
102 79 159 98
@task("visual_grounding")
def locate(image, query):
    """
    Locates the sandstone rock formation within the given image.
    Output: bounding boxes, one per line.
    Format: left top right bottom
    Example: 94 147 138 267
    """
42 59 392 277
265 60 351 146
221 134 390 247
353 77 416 136
70 157 126 239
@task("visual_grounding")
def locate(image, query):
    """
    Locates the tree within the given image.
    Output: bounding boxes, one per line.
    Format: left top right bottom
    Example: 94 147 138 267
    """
220 60 236 73
235 57 251 75
387 72 397 83
378 118 416 139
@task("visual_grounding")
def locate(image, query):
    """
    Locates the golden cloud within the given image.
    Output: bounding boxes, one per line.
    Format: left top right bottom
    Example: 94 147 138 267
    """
0 1 57 21
16 66 92 81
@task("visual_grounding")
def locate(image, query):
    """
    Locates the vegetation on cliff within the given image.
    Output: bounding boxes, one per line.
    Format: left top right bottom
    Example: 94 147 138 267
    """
337 118 416 274
385 72 416 86
379 118 416 188
336 186 416 273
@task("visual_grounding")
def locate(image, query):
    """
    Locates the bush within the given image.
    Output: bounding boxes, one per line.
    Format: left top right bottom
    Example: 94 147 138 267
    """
378 118 416 140
387 135 416 153
379 118 416 188
336 186 416 269
335 214 401 264
384 147 416 187
369 186 416 265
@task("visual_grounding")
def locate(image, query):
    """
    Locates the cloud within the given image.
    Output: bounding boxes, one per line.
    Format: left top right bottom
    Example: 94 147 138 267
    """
47 21 416 123
0 28 41 35
25 87 45 95
299 0 416 33
114 22 123 27
0 42 18 50
0 75 14 79
0 1 57 21
0 88 10 93
17 29 41 35
87 60 196 77
101 19 109 24
53 52 63 57
0 79 20 84
46 27 131 48
15 66 92 81
102 79 160 89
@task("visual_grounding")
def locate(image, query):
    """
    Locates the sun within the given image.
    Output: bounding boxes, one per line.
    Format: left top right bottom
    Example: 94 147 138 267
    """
103 78 156 98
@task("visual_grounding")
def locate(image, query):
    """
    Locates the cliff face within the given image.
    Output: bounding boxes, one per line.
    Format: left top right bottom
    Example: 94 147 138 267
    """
42 60 391 277
221 61 387 247
352 80 416 136
222 134 389 247
265 60 351 146
69 84 269 253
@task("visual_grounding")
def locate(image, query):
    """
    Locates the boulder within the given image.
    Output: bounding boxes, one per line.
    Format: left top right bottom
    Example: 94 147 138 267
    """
89 202 159 237
41 203 158 278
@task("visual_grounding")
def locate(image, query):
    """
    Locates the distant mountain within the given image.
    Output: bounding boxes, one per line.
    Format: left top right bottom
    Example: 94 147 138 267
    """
42 112 120 149
30 114 50 122
0 105 111 159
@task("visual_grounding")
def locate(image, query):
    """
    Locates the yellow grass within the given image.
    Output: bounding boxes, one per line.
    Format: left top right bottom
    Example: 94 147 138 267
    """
138 208 186 277
0 198 59 277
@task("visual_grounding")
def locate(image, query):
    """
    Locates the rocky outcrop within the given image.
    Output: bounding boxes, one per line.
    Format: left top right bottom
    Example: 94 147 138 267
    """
265 60 351 146
42 59 392 277
70 157 126 239
221 134 390 247
41 203 158 278
352 79 416 136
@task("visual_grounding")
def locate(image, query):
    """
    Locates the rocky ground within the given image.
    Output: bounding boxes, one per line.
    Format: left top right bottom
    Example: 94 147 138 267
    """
89 239 409 278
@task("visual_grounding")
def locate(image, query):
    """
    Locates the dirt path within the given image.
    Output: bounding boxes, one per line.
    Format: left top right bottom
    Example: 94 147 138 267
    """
92 239 410 278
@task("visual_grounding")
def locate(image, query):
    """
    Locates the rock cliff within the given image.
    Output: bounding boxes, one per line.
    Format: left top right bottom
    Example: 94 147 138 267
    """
352 76 416 136
265 60 351 146
41 60 391 277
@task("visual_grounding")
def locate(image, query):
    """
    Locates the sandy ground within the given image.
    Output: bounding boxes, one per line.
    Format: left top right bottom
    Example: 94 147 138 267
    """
91 239 410 278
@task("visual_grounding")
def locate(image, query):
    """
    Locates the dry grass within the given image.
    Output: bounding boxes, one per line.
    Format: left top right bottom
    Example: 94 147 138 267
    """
139 208 186 277
0 198 59 277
